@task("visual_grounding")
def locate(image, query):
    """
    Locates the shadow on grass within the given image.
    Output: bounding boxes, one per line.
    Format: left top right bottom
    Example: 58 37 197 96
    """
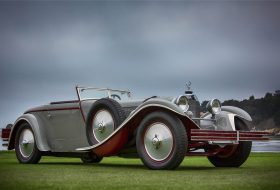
39 162 145 169
177 166 215 171
39 162 85 166
97 163 218 171
38 162 218 171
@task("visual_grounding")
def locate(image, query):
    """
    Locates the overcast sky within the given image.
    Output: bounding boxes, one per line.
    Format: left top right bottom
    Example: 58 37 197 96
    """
0 0 280 128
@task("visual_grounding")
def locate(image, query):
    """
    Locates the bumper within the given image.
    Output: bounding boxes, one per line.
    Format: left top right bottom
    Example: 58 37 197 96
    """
190 129 270 142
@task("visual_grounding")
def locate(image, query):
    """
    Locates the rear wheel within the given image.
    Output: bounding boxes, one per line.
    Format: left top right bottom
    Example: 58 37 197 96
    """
15 123 41 164
207 119 252 167
81 153 103 163
136 111 187 170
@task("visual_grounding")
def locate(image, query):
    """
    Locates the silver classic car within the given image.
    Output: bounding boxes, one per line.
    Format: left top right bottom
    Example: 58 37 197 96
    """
1 85 269 169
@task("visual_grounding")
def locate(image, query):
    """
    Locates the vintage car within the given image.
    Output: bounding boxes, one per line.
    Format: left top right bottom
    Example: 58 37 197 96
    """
1 85 269 170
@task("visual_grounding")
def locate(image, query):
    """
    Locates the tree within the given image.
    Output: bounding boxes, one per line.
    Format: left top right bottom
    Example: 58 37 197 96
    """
274 111 280 126
249 95 255 101
265 92 273 99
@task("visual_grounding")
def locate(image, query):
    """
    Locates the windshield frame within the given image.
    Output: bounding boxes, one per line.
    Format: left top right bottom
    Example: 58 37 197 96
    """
76 86 132 101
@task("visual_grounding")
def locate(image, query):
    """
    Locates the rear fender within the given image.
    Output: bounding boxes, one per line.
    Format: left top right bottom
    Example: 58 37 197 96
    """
8 114 50 151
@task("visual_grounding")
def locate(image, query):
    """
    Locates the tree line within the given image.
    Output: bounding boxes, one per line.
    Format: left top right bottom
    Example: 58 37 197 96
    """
201 90 280 130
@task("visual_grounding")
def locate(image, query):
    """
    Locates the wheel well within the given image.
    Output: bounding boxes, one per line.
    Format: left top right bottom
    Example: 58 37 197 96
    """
8 120 29 150
126 106 198 141
234 117 250 131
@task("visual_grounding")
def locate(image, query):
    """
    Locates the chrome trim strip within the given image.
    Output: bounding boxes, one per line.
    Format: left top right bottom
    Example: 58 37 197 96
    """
237 130 240 141
192 118 216 121
24 107 79 114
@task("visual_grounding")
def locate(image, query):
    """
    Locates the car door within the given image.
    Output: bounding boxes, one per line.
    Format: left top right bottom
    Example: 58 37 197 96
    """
40 103 85 152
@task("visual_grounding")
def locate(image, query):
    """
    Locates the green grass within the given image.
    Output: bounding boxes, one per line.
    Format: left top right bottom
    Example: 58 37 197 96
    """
0 151 280 190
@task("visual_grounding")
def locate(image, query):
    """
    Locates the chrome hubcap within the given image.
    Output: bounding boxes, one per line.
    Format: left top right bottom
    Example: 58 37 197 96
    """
152 135 161 149
144 122 173 161
92 110 114 142
19 129 35 158
98 122 105 133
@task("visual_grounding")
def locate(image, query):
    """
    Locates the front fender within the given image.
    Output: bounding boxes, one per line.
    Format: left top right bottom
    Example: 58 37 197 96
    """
8 114 50 151
221 106 252 122
133 98 186 116
77 98 198 156
200 106 252 132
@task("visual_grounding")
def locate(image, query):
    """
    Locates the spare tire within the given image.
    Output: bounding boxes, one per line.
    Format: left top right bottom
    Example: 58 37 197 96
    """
86 98 126 145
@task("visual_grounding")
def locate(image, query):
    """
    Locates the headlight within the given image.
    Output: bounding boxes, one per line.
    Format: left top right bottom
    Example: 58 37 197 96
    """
206 99 221 115
175 95 189 112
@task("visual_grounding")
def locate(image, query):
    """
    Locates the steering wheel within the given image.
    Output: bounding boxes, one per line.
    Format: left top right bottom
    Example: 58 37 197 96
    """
111 94 121 100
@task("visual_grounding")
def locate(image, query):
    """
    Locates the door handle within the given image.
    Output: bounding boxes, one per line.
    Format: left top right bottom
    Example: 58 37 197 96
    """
47 112 52 119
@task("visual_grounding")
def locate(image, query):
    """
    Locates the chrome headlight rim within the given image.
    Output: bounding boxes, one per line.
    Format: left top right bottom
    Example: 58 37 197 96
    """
174 95 189 113
207 99 221 115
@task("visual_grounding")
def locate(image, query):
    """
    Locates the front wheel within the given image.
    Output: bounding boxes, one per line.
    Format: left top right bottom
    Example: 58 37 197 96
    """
207 119 252 167
136 111 187 170
15 123 41 164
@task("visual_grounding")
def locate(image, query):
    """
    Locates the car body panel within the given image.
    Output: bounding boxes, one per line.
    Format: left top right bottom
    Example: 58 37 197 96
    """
14 103 87 152
221 106 252 121
200 106 252 128
81 104 253 156
76 98 199 156
9 97 199 155
200 111 236 131
36 109 85 152
8 114 50 151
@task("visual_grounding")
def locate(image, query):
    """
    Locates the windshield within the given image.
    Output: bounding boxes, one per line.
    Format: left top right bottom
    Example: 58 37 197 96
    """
76 86 132 101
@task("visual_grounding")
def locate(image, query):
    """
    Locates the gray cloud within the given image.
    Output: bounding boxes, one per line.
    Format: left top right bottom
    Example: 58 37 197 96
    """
0 1 280 127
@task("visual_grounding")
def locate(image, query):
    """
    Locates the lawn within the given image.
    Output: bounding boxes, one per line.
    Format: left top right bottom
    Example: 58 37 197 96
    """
0 151 279 190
